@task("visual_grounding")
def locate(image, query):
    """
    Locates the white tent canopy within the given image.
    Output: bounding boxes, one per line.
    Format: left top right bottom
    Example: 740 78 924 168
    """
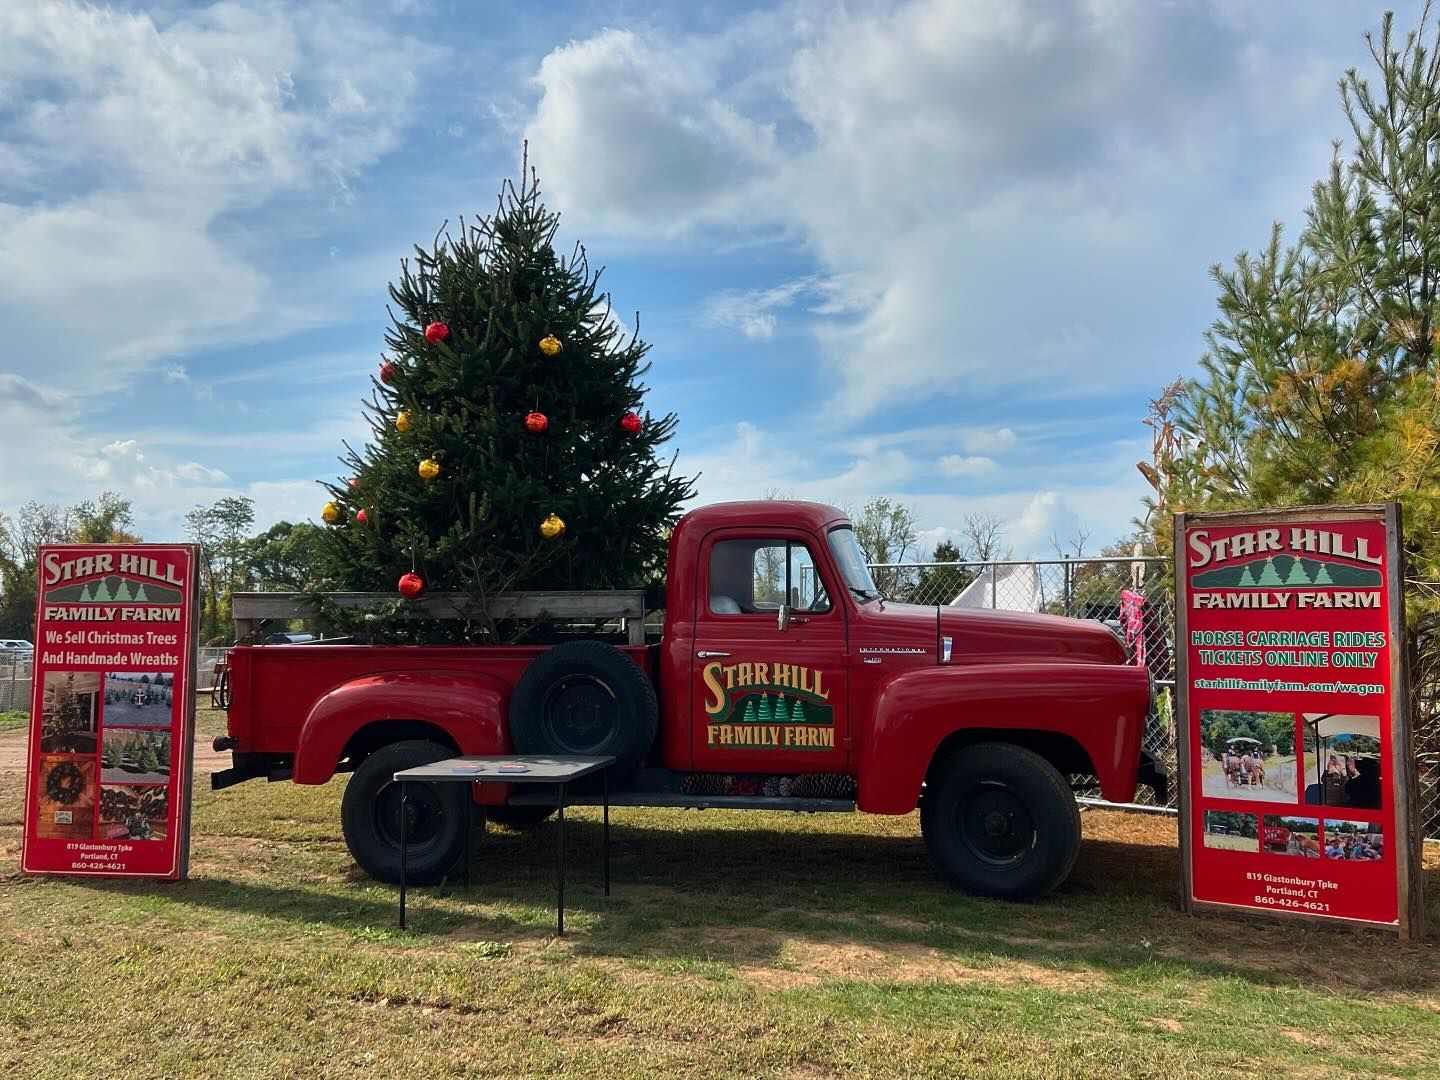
950 564 1044 613
1303 713 1382 740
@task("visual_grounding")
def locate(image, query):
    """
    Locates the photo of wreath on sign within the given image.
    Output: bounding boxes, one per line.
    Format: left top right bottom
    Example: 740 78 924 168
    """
35 755 96 840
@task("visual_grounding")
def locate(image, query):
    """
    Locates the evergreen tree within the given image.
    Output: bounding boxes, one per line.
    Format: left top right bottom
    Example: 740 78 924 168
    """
911 539 975 605
319 158 695 635
1148 6 1440 598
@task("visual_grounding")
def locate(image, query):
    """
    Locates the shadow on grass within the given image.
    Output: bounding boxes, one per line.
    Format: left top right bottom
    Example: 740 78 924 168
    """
79 816 1440 997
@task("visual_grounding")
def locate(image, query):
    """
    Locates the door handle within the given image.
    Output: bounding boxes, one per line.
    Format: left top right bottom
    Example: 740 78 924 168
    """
697 650 731 659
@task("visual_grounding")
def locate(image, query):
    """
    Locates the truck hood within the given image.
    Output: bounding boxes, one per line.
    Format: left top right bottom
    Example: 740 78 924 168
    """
865 601 1129 666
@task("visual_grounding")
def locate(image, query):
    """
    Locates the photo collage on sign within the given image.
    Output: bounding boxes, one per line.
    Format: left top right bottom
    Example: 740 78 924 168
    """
97 672 175 841
35 670 175 843
1200 708 1382 861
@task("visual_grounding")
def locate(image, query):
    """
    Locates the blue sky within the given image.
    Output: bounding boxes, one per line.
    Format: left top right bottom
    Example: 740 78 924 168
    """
0 0 1419 557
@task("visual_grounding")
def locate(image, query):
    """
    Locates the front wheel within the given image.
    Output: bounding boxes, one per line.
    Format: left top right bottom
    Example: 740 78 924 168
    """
341 739 468 885
920 742 1080 900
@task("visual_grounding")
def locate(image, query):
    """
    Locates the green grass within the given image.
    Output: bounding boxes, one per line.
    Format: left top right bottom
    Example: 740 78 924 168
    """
0 711 26 734
1 698 1438 1077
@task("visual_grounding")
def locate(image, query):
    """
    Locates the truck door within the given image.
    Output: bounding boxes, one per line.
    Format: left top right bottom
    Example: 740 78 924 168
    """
690 530 849 774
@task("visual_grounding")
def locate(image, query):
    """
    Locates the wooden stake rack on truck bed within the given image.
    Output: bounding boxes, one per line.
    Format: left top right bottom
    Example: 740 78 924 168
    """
230 589 647 645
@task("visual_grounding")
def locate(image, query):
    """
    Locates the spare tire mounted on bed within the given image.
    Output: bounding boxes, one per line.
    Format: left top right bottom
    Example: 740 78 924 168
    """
507 640 658 771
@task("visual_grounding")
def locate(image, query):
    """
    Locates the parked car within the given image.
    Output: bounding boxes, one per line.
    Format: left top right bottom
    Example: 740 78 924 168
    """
0 639 33 652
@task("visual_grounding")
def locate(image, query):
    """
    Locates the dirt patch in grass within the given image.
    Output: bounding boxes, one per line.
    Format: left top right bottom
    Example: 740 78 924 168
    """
737 935 1105 993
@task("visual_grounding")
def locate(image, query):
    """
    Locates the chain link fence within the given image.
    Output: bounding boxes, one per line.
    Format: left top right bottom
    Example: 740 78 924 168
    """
0 651 34 712
870 557 1440 841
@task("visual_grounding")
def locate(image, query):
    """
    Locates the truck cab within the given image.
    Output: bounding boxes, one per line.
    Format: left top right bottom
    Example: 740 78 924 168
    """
216 500 1158 900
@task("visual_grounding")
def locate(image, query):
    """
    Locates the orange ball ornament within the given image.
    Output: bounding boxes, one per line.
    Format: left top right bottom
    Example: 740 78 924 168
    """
321 501 341 525
395 410 412 433
539 513 566 540
538 334 562 357
418 457 441 481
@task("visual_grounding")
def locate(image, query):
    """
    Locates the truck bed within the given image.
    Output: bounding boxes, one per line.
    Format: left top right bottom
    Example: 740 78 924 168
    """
226 642 658 755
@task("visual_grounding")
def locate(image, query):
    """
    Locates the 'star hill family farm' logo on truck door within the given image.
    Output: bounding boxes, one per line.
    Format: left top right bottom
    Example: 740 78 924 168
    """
1187 526 1383 610
702 660 835 750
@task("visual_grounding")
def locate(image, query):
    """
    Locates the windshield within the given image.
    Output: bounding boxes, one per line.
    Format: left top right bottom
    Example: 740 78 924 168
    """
828 526 881 600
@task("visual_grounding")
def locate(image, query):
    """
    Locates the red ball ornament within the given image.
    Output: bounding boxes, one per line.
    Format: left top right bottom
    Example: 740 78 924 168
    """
379 360 398 384
525 411 549 433
355 508 368 524
398 571 426 599
348 476 359 489
424 321 450 344
619 411 643 435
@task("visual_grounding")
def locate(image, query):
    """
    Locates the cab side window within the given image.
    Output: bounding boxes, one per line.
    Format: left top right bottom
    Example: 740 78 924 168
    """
709 539 831 615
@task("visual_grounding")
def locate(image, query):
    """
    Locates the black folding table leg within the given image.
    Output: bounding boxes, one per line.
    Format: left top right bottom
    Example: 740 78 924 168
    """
556 782 566 936
603 768 610 897
399 781 408 930
464 781 473 888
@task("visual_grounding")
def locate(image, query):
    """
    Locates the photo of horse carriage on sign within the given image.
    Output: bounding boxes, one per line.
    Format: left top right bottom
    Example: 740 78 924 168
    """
1200 710 1300 801
1261 815 1320 858
1301 714 1382 811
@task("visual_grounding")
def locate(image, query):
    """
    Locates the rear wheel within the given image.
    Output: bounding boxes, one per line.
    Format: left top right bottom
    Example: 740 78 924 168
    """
920 742 1080 900
341 739 468 885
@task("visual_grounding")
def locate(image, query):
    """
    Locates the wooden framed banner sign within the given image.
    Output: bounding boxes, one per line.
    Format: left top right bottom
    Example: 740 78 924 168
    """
1175 505 1422 938
21 545 200 880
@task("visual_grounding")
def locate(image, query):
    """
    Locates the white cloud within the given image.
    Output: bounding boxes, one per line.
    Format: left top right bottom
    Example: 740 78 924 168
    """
1013 492 1078 553
700 276 871 342
524 28 777 237
937 454 995 477
959 427 1017 454
521 0 1354 415
174 462 230 484
0 1 433 393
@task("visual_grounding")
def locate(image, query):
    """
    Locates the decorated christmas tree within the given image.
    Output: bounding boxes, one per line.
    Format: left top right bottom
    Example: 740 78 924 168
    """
318 154 694 635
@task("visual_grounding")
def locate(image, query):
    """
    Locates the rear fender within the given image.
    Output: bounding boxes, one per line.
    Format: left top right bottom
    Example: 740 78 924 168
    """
859 662 1149 813
293 671 511 788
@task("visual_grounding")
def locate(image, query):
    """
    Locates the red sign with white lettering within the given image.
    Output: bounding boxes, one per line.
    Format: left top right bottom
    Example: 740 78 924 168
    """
1176 508 1418 934
21 545 198 879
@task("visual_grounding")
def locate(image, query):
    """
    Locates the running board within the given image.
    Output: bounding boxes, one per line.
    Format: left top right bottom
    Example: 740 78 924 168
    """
507 790 855 813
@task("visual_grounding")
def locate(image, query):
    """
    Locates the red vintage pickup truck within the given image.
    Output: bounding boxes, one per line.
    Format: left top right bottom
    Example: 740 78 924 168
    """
214 501 1160 899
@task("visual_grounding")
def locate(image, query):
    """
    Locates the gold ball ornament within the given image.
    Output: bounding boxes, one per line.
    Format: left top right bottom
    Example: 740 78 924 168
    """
418 457 441 481
538 334 563 357
539 513 566 540
395 409 413 433
321 501 342 525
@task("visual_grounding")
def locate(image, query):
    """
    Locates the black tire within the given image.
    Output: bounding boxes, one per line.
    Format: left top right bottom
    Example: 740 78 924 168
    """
508 640 658 772
484 805 556 829
920 742 1081 900
341 739 468 885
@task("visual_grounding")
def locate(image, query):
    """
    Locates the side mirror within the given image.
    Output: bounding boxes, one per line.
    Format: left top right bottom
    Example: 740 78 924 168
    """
777 604 791 632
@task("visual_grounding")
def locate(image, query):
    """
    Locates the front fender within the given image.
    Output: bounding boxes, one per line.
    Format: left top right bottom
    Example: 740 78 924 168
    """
858 662 1149 813
293 670 511 784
